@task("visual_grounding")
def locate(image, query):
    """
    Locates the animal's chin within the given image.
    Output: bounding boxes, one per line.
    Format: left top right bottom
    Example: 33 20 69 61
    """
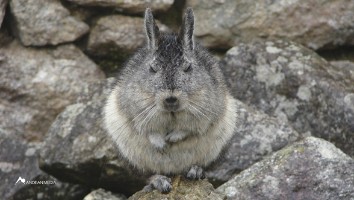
162 108 183 114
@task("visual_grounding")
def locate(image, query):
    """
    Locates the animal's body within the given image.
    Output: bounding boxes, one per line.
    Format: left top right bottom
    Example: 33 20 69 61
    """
103 7 238 193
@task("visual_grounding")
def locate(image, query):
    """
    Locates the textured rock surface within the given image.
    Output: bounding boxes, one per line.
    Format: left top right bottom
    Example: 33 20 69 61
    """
39 78 147 196
0 40 105 140
129 176 225 200
217 137 354 200
9 0 89 46
187 0 354 50
87 15 169 57
221 40 354 157
83 188 126 200
0 131 88 200
0 0 6 28
66 0 174 13
206 99 300 183
0 131 41 199
11 174 89 200
330 60 354 87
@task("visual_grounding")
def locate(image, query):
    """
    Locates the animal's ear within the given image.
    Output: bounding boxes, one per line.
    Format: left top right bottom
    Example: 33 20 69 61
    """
179 7 194 52
144 8 160 50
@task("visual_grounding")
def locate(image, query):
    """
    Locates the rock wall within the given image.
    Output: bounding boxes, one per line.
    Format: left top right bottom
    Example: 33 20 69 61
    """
0 0 353 199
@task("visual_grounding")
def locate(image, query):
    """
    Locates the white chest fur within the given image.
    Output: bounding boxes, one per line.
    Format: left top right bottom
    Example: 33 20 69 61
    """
103 87 237 174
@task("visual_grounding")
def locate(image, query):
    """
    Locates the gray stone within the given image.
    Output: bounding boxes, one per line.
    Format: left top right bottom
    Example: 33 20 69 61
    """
0 130 88 200
187 0 354 50
329 60 354 87
9 0 89 46
0 131 41 199
206 99 300 183
39 78 147 196
217 137 354 200
129 176 225 200
83 188 126 200
87 15 169 57
221 40 354 157
0 0 7 28
0 40 105 140
65 0 174 14
10 174 89 200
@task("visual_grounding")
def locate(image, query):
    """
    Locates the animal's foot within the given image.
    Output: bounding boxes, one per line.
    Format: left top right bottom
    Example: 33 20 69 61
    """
143 175 172 193
186 165 205 180
148 133 167 151
165 130 188 143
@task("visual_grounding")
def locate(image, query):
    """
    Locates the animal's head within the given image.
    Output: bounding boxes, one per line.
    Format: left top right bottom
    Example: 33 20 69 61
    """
119 8 226 125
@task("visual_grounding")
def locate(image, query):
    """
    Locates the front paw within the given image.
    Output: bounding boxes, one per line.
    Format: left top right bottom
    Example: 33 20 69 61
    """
186 165 205 180
165 131 188 143
143 175 172 193
148 133 167 150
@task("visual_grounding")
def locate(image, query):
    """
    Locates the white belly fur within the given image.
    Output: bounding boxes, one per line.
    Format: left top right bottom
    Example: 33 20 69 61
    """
104 87 237 174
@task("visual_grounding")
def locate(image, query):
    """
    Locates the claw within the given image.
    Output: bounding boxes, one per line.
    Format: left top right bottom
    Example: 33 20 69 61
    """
144 175 172 193
186 165 205 180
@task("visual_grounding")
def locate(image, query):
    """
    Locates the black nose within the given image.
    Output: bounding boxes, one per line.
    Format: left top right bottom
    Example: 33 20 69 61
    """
164 96 179 110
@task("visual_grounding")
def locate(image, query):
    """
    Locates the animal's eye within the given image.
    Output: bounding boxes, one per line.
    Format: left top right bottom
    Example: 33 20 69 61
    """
149 65 157 73
184 64 192 72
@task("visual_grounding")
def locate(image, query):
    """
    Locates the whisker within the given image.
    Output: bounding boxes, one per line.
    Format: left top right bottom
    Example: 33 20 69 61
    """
187 99 218 116
188 103 211 121
137 104 156 134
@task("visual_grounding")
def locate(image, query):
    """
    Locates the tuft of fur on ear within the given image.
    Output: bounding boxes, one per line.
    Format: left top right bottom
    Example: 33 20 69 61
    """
144 8 160 50
179 7 195 52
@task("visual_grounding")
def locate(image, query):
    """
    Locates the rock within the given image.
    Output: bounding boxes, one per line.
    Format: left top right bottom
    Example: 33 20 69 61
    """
87 15 169 57
9 0 89 46
83 188 126 200
221 40 354 157
0 130 41 199
65 0 174 14
11 174 89 200
0 0 7 28
0 27 12 46
39 78 147 196
329 60 354 87
0 40 105 140
129 176 225 200
187 0 354 50
0 130 88 200
206 99 300 183
217 137 354 200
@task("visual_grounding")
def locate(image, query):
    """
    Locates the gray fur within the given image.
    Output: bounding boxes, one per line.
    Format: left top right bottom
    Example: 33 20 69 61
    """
104 8 238 192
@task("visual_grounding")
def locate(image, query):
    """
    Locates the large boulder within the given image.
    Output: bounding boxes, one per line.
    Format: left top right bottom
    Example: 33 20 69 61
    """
0 40 105 140
0 131 88 200
221 40 354 157
65 0 174 14
217 137 354 199
187 0 354 50
9 0 89 46
206 99 300 183
87 15 169 57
